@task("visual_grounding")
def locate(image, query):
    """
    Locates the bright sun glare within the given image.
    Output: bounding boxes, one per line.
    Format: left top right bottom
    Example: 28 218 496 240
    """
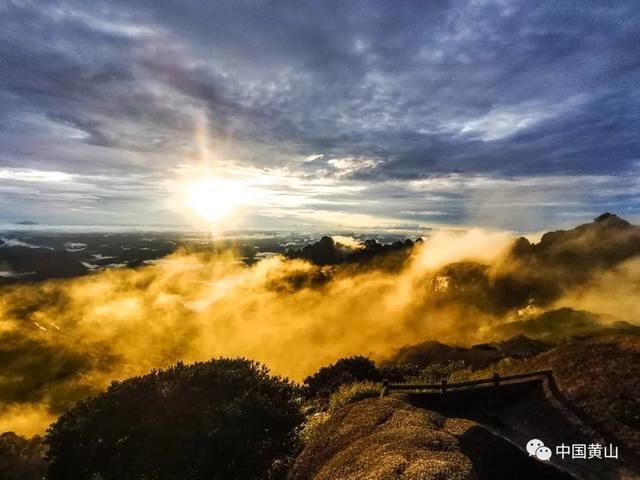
186 176 243 223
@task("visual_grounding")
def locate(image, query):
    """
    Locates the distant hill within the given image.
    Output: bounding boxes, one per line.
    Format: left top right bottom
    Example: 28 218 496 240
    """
511 213 638 269
496 308 640 342
384 335 554 370
385 340 503 370
286 236 418 267
383 305 640 372
430 213 640 313
506 212 640 297
290 213 640 277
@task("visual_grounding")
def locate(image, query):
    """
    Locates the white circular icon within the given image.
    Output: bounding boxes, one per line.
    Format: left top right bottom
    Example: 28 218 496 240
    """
526 439 545 457
535 446 552 461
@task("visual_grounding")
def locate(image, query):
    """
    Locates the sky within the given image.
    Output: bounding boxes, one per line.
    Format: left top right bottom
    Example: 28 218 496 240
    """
0 0 639 232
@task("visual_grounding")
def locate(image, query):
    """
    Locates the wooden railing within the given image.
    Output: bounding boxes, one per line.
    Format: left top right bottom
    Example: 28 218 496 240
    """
381 369 552 396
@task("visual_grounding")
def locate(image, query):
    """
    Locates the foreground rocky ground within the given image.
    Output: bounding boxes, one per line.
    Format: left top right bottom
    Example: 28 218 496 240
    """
292 335 640 480
289 395 575 480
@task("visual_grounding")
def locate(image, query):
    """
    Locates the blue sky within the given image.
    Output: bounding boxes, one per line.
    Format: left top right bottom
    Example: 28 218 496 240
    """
0 0 639 231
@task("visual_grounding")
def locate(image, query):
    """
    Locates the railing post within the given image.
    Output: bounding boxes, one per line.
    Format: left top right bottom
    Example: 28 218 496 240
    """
493 372 500 387
381 379 389 397
441 378 447 394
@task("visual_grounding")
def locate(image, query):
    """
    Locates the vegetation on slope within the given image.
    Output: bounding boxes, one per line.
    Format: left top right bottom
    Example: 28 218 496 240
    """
45 358 303 480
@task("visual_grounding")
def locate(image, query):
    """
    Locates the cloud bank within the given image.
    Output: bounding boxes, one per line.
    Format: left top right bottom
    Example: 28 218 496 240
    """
2 217 640 435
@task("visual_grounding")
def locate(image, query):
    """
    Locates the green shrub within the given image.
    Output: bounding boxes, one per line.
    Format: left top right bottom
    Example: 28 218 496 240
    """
299 412 331 444
0 433 47 480
414 360 470 384
46 358 303 480
303 356 381 399
378 363 420 382
327 381 382 413
470 357 526 379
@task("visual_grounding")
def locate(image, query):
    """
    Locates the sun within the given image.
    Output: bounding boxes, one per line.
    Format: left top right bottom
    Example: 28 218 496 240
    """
185 176 241 223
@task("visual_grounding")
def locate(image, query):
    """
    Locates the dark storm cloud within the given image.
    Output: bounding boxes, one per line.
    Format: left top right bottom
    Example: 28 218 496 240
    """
0 0 639 227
